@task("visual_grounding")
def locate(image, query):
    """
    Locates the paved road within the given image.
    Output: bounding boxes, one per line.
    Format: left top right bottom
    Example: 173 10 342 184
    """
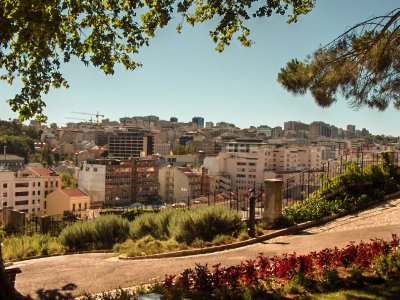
13 199 400 299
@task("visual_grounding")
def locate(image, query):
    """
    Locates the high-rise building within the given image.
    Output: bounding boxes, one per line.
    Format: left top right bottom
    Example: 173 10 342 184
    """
192 117 205 128
108 128 154 159
309 121 331 139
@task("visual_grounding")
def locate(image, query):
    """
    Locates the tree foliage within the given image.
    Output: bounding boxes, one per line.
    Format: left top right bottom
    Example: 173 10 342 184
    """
29 147 56 166
1 0 315 121
60 172 78 189
173 144 197 155
0 135 35 161
278 8 400 111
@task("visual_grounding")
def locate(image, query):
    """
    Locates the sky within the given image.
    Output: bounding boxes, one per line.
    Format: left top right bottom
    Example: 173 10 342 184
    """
1 0 399 136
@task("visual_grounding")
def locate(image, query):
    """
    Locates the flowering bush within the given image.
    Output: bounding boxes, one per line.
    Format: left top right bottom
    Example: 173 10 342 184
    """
161 234 400 298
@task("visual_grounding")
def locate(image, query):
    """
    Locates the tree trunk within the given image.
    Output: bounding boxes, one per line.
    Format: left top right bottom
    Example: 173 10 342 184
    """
0 244 25 300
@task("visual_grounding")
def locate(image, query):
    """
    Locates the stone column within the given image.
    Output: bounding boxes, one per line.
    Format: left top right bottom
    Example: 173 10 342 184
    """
263 179 283 227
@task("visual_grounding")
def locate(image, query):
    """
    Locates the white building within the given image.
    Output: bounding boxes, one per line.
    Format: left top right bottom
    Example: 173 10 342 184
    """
0 167 61 214
158 166 201 203
204 145 336 191
78 161 106 206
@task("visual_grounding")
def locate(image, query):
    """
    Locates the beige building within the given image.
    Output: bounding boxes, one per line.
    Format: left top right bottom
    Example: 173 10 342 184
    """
158 166 201 203
204 145 336 191
44 188 90 218
0 167 61 214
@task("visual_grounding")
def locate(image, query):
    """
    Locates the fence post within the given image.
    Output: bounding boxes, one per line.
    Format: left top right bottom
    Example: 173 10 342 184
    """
229 189 232 209
263 179 283 227
40 216 50 235
248 189 256 237
236 188 239 212
187 196 190 207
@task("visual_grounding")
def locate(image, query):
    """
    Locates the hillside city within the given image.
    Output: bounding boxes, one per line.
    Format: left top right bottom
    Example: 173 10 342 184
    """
0 115 399 217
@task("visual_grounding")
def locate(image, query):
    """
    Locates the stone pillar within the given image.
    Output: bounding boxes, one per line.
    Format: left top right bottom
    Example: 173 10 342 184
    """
263 179 283 227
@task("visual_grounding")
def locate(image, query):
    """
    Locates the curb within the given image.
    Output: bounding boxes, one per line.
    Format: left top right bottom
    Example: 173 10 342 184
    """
6 250 114 263
118 213 343 261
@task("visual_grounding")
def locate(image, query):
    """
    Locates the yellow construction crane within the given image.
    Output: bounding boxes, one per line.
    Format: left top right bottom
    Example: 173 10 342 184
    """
72 111 104 124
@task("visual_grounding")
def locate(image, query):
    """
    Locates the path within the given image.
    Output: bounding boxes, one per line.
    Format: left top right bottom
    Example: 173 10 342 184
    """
13 198 400 299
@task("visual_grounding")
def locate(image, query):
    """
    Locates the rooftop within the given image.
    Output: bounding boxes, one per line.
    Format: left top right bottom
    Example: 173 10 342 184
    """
61 188 89 198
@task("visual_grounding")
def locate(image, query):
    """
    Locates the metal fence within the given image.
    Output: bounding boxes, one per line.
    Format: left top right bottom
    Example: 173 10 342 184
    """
20 214 76 236
282 151 400 208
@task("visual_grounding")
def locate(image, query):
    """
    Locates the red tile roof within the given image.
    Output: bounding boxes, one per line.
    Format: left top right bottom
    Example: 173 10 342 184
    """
29 167 59 177
61 188 88 198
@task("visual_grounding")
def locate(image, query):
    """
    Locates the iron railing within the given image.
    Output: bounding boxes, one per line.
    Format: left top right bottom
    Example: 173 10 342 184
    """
281 151 400 208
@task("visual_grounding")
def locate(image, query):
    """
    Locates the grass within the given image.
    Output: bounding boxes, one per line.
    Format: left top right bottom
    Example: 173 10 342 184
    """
2 234 65 261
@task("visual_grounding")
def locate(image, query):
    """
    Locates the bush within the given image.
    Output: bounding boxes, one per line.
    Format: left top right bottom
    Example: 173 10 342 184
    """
168 205 243 244
59 215 130 250
373 253 400 280
114 236 187 257
2 234 65 260
129 206 243 245
130 209 174 240
282 161 400 225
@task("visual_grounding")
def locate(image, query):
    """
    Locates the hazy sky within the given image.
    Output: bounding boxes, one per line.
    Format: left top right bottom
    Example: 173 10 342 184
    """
1 0 399 136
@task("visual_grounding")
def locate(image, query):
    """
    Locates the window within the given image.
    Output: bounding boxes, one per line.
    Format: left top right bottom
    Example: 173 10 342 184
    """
32 191 35 195
2 192 7 197
44 201 47 209
15 200 29 206
38 182 41 187
45 182 48 188
79 203 82 211
15 182 29 188
249 163 256 166
38 191 41 195
15 191 29 197
237 174 246 178
93 167 98 172
237 162 246 166
3 183 7 188
33 182 36 187
72 203 76 211
50 181 53 188
56 181 58 187
84 203 87 210
3 202 7 206
32 200 35 204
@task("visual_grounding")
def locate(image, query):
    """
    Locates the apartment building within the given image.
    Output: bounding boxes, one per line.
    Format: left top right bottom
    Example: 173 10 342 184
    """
108 128 154 159
204 145 335 191
78 157 160 207
222 138 267 153
0 167 61 214
158 166 201 203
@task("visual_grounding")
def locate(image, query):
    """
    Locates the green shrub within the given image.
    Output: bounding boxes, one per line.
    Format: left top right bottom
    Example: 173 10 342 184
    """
169 205 243 244
129 206 243 245
373 253 400 280
59 215 130 250
282 160 400 225
130 209 174 240
318 268 341 291
2 234 65 260
348 265 364 287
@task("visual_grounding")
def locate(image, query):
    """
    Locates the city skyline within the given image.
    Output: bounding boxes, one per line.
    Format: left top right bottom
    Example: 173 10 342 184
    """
1 0 399 136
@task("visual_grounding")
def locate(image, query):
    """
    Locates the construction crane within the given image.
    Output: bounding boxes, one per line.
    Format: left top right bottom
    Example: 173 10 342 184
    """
72 111 104 124
67 117 94 124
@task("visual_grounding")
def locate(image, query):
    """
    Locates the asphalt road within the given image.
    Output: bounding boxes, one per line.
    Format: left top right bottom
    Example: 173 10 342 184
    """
13 224 400 299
